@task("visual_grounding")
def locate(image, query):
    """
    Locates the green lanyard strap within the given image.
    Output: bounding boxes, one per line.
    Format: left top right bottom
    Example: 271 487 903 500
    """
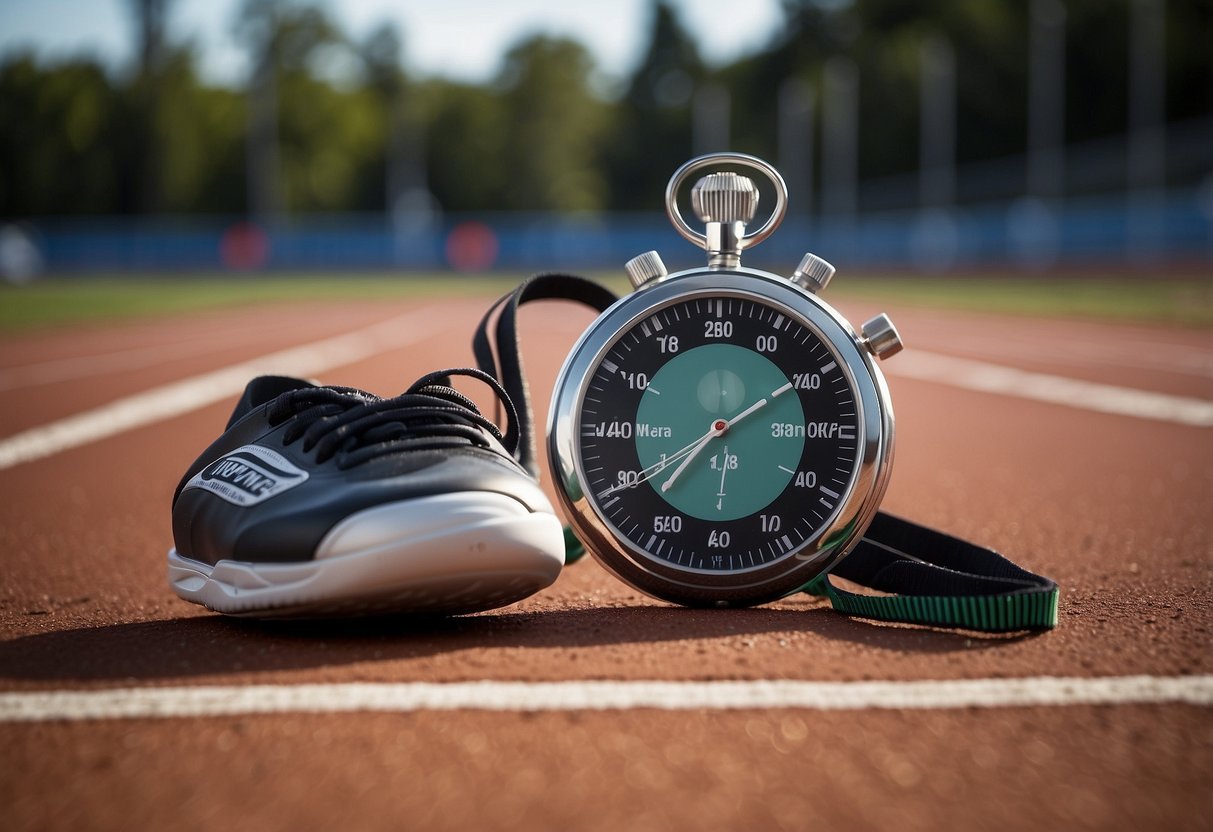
806 513 1058 632
474 273 1059 634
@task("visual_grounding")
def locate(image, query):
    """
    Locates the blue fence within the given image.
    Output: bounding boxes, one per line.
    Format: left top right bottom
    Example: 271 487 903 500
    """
6 187 1211 277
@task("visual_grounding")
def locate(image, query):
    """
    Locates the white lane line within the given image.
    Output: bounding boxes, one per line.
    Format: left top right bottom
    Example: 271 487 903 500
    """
889 350 1213 428
926 339 1213 380
0 310 442 471
0 676 1209 722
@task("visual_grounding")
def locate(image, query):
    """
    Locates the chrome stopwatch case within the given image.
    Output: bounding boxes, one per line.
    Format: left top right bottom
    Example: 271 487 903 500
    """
548 153 903 607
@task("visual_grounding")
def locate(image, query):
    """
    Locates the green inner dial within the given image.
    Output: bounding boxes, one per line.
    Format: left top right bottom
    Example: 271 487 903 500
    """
635 343 805 521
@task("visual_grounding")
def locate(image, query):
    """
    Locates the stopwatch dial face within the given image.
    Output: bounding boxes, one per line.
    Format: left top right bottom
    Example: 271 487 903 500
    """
577 295 861 572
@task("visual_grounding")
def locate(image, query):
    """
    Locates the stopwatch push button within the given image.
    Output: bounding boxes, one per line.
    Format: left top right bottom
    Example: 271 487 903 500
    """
625 251 668 288
791 252 835 294
861 313 903 360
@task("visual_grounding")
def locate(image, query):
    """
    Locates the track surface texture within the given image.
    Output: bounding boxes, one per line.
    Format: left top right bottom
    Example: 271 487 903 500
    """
1 288 1210 831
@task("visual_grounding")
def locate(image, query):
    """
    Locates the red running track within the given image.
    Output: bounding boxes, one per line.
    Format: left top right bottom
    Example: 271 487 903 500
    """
0 293 1210 831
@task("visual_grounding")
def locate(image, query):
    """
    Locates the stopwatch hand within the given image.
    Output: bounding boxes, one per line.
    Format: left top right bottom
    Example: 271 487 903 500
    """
643 386 780 495
660 422 726 492
718 445 731 496
726 396 769 427
723 380 792 428
601 423 722 495
603 383 782 496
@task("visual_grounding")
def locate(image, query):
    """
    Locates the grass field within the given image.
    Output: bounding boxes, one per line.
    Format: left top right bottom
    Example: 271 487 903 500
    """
0 272 1210 331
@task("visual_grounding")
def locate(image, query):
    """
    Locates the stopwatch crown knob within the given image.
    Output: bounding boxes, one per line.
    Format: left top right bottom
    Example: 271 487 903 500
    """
691 172 759 225
664 154 787 267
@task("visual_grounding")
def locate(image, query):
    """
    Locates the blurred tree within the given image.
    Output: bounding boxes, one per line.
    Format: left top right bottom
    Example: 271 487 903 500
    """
1065 0 1211 144
128 0 171 212
733 0 1029 189
421 35 609 212
0 56 120 216
604 0 705 209
420 81 503 211
235 0 384 216
922 0 1029 166
2 0 1209 219
495 35 609 211
151 49 247 213
357 22 429 216
1162 0 1213 122
721 0 853 164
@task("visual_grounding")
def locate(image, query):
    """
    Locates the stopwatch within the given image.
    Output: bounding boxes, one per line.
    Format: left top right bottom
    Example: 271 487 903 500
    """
547 153 904 607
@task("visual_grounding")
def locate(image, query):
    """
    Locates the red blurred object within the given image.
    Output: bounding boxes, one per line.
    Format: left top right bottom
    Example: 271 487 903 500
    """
220 223 270 270
445 221 498 271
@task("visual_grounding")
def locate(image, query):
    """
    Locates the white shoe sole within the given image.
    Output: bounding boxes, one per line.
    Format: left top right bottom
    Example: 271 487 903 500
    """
167 492 565 618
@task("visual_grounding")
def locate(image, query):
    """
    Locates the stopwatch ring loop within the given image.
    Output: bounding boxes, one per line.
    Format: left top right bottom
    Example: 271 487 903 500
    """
664 152 789 251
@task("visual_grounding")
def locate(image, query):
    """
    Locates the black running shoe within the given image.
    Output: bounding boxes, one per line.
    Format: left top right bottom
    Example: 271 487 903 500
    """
167 369 565 618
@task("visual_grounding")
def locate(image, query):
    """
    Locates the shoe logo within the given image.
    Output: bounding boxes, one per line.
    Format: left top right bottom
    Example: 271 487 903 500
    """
184 445 308 506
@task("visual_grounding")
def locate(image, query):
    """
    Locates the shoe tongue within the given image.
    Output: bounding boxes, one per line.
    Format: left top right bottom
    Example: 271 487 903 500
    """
227 375 315 429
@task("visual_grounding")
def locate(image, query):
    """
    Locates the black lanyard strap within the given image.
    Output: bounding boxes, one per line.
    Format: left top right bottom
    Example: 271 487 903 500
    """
473 273 619 477
473 274 1059 633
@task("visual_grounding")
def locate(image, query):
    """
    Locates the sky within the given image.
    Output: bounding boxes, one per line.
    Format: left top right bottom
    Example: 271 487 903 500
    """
0 0 787 86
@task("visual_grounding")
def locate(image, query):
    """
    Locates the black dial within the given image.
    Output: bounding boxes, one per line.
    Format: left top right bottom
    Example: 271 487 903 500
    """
575 291 862 574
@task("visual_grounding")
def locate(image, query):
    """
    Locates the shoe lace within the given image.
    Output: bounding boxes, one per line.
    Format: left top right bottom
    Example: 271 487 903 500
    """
265 368 518 469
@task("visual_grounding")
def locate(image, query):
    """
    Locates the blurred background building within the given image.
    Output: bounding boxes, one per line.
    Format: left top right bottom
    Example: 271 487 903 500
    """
0 0 1210 277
